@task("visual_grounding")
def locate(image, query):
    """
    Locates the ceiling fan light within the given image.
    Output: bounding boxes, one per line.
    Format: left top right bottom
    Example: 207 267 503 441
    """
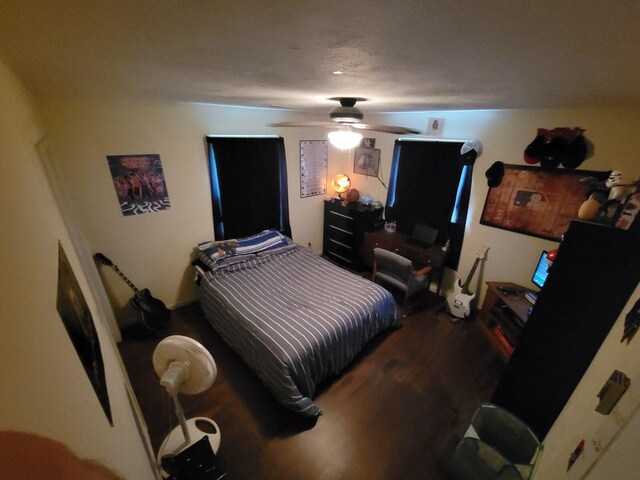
328 127 362 150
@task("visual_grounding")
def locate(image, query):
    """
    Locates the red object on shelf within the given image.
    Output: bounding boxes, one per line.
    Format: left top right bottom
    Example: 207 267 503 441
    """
492 327 515 355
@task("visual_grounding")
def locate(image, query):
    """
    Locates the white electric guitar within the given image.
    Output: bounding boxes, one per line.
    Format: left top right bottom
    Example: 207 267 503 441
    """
447 247 489 320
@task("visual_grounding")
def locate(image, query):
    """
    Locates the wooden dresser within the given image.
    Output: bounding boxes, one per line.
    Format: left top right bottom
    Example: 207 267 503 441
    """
323 199 383 269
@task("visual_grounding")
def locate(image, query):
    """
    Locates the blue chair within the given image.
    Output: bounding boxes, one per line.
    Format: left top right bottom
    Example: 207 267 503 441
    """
452 403 542 480
372 248 432 304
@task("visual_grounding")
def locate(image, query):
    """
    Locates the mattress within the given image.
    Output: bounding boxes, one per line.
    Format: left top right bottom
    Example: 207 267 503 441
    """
197 243 398 416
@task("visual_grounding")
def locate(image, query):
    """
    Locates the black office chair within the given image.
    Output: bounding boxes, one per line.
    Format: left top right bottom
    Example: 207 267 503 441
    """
372 247 432 304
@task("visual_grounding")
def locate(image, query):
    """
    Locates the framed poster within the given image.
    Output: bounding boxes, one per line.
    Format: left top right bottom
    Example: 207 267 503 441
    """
300 140 328 198
107 153 170 216
57 242 112 425
480 165 609 240
353 148 380 177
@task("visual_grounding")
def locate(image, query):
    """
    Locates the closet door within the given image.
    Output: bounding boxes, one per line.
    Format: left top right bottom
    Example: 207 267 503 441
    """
492 221 640 439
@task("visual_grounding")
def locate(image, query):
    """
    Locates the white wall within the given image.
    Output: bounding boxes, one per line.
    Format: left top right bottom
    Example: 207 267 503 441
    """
0 59 156 479
28 83 640 479
40 100 337 323
40 101 640 322
533 283 640 480
365 108 640 302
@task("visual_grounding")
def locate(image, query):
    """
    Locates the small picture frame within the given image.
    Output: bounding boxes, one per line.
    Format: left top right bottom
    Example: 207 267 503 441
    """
354 148 381 177
361 138 376 149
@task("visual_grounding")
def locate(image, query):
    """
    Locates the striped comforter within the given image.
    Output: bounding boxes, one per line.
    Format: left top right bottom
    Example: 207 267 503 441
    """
198 244 399 417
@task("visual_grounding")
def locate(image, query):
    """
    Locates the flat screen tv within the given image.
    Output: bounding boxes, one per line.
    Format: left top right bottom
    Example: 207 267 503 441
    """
531 250 552 290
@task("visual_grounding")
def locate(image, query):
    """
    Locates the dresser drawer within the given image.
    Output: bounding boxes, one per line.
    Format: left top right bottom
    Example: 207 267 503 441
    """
327 209 355 232
326 228 356 248
324 240 357 264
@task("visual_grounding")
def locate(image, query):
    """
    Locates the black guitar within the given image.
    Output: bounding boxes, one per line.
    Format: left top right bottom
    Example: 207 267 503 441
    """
94 253 170 335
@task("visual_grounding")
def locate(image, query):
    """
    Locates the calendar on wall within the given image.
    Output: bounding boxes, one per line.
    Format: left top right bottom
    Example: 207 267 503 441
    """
300 140 328 198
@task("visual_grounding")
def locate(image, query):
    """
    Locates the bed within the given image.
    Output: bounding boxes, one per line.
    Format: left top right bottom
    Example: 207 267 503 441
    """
194 230 399 417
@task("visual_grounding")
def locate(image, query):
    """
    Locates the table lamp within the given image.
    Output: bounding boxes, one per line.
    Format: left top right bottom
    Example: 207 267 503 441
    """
331 174 351 200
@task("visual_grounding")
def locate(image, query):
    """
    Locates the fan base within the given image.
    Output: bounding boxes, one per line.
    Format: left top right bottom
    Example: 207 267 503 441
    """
157 417 221 478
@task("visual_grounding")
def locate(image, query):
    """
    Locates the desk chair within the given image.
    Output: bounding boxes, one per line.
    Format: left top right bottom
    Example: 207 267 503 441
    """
372 247 432 304
452 403 542 480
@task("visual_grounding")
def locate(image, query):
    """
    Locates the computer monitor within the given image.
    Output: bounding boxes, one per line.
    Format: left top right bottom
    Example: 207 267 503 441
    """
531 250 552 290
407 223 439 247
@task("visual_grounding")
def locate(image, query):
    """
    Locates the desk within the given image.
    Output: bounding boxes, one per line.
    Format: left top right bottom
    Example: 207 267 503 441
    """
363 230 448 294
478 282 535 360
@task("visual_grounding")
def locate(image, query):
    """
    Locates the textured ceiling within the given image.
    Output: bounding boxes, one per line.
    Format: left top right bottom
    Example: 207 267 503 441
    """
0 0 639 113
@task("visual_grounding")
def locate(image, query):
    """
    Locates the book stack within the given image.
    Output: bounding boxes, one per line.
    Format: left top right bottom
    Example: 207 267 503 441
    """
525 291 538 305
492 326 514 355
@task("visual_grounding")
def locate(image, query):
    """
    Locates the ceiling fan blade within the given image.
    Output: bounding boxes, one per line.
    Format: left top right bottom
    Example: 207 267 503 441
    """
352 123 421 134
269 121 338 128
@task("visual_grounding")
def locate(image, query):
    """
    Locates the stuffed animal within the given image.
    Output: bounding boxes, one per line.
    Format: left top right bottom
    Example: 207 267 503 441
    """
606 170 636 202
578 170 638 222
342 188 360 206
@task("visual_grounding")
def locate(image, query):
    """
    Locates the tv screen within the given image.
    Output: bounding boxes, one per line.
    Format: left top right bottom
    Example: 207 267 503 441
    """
531 250 552 290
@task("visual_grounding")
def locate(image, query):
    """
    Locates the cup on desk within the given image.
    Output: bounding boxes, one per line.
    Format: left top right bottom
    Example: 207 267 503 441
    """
384 221 397 233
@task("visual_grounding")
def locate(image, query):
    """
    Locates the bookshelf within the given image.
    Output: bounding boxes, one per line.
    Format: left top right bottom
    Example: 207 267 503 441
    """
478 281 535 360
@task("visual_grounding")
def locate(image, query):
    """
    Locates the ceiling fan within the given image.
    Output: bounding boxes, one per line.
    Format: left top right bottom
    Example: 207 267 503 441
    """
270 97 420 149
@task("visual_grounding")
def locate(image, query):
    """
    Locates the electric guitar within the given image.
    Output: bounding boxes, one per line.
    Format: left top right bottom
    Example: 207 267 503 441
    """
447 247 489 320
94 253 170 335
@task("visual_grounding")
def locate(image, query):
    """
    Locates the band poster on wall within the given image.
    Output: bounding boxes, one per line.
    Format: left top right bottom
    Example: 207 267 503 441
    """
300 140 328 198
107 154 171 216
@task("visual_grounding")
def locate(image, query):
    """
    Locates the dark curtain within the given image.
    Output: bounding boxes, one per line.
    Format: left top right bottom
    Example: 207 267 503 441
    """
206 136 291 240
385 140 475 269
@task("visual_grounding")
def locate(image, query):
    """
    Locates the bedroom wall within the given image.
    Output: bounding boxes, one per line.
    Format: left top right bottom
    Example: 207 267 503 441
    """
362 108 640 300
39 99 332 326
0 59 156 479
34 93 640 478
39 100 640 324
358 110 640 479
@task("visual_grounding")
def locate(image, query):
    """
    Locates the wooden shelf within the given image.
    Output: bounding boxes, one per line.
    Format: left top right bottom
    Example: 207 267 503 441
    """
478 281 535 360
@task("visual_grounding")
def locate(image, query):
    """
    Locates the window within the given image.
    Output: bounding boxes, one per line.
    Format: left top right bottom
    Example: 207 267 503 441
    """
206 136 291 240
386 140 475 269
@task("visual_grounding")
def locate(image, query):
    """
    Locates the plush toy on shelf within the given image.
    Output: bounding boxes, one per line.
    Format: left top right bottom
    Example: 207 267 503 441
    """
578 170 638 223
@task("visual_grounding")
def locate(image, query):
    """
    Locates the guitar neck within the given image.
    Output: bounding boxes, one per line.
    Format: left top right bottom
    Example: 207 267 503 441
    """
461 257 481 294
109 264 140 294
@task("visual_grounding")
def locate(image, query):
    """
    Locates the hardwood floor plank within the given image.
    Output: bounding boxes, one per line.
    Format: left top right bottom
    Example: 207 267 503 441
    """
119 298 504 479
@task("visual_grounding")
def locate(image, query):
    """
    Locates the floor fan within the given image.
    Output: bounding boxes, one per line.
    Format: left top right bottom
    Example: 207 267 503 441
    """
153 335 222 477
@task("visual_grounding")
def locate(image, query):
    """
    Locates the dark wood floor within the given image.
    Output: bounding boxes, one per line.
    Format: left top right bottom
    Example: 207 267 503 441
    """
119 294 505 480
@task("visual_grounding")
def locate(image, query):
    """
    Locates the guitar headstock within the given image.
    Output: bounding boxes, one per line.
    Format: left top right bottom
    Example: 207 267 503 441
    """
476 246 490 260
93 252 113 266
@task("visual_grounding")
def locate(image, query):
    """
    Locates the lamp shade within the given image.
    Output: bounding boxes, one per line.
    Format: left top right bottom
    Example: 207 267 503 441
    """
328 127 362 150
331 174 351 194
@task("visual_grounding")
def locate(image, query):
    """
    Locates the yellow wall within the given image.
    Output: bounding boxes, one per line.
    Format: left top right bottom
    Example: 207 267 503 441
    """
0 60 156 479
40 99 335 325
365 108 640 301
38 96 640 478
40 100 640 314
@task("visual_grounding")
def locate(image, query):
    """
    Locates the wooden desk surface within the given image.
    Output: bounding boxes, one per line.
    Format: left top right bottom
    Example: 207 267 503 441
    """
364 229 447 268
485 281 534 325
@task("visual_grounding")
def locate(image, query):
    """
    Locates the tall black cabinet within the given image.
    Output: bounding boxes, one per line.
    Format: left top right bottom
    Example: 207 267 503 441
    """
492 220 640 439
